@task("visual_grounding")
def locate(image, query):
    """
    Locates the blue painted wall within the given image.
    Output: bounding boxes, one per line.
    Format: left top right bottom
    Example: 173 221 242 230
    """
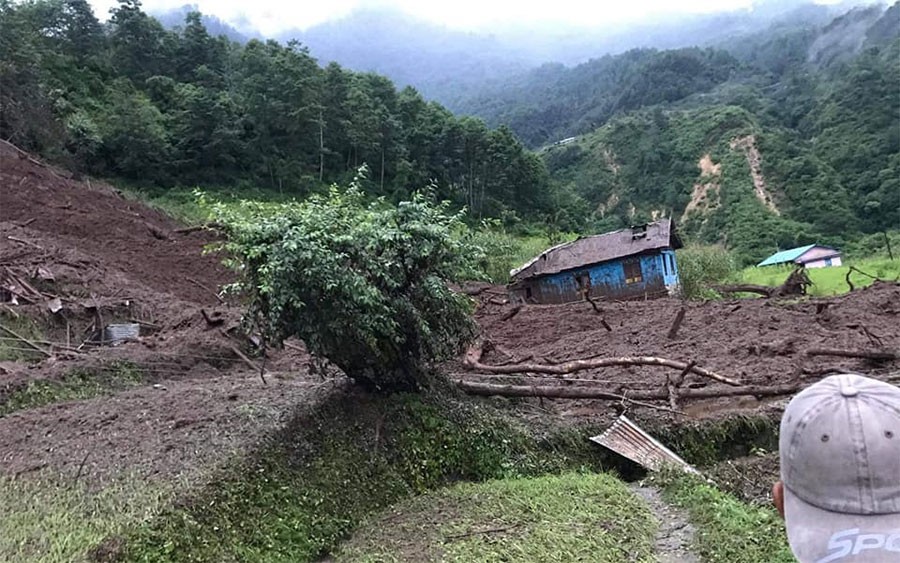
520 251 680 304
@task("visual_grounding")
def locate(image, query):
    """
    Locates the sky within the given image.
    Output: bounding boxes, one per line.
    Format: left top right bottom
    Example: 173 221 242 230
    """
85 0 778 36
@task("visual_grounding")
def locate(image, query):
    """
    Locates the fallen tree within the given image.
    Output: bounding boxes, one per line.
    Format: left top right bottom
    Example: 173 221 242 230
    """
463 340 742 386
456 380 800 400
715 267 812 298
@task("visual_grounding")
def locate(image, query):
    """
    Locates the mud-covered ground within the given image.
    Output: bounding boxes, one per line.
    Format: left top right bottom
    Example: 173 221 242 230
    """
459 280 900 426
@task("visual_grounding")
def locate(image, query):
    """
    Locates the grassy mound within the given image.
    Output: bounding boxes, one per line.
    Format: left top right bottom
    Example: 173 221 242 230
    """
336 471 656 562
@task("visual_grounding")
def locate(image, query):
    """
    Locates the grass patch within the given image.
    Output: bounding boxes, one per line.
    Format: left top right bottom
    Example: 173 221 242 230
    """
336 471 656 562
121 391 605 562
0 362 144 417
658 473 794 563
469 229 578 283
733 257 900 297
677 245 739 300
0 475 173 563
0 313 45 362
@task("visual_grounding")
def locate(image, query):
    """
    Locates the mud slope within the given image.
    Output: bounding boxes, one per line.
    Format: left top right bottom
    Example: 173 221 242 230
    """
0 143 319 483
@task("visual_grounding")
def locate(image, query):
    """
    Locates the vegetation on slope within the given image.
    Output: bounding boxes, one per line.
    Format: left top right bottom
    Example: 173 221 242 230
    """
0 475 173 563
121 392 602 562
0 0 548 220
1 1 896 264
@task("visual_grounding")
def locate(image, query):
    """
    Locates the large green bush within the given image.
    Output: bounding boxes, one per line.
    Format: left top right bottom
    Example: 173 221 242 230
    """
213 177 479 391
677 245 738 300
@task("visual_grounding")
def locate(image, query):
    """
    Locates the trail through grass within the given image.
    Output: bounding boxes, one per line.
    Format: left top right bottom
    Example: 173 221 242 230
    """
658 473 794 563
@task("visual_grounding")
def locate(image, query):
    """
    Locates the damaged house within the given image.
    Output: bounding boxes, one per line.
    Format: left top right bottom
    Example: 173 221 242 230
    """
508 219 683 304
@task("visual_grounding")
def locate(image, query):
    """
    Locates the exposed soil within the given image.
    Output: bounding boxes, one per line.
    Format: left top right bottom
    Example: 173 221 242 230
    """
0 142 322 485
1 141 899 555
730 135 780 215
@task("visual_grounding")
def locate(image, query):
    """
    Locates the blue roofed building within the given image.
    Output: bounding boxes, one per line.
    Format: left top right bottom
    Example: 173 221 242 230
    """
507 219 682 304
757 244 842 268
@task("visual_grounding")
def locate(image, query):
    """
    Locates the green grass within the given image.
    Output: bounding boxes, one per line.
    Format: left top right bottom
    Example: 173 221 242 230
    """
0 313 45 362
733 257 900 297
0 362 145 417
659 473 794 563
471 230 579 283
336 471 656 563
0 475 173 563
120 184 302 226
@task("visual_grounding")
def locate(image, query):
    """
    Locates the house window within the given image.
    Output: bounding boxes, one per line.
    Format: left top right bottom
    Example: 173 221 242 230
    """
623 259 643 284
662 254 669 276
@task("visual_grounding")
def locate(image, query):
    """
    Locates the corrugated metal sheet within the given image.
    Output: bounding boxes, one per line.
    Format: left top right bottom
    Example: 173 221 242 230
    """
590 415 698 474
510 220 681 282
102 323 140 346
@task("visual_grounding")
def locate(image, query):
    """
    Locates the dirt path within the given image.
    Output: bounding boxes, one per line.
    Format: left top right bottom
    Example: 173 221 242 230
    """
630 484 700 563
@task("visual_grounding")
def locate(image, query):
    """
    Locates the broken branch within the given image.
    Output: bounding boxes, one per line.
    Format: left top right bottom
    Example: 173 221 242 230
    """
666 360 695 410
667 306 686 339
805 348 898 361
187 277 225 304
173 222 225 234
226 344 268 384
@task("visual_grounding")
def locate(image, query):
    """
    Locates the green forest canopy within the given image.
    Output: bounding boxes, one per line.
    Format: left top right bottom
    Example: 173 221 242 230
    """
1 0 897 265
0 0 548 221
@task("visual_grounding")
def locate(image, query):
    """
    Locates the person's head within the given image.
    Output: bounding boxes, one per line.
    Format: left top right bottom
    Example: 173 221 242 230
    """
773 373 900 562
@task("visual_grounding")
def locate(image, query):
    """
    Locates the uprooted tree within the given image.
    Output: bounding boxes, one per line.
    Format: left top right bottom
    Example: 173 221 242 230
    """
213 174 481 392
714 267 813 298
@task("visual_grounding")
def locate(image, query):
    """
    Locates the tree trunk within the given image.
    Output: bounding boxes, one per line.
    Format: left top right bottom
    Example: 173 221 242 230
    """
318 108 325 182
456 380 800 401
715 267 812 298
463 341 741 386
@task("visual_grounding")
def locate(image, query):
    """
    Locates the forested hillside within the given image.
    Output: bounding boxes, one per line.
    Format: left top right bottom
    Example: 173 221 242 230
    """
0 0 548 220
528 3 899 262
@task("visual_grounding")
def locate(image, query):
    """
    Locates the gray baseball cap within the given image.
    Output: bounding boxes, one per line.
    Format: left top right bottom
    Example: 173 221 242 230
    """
780 373 900 562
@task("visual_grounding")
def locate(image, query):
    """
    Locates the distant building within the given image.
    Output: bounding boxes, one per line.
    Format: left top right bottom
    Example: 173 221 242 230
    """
757 244 842 268
508 219 682 304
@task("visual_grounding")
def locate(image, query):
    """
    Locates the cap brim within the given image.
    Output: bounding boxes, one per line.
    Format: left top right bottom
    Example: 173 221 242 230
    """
784 486 900 563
